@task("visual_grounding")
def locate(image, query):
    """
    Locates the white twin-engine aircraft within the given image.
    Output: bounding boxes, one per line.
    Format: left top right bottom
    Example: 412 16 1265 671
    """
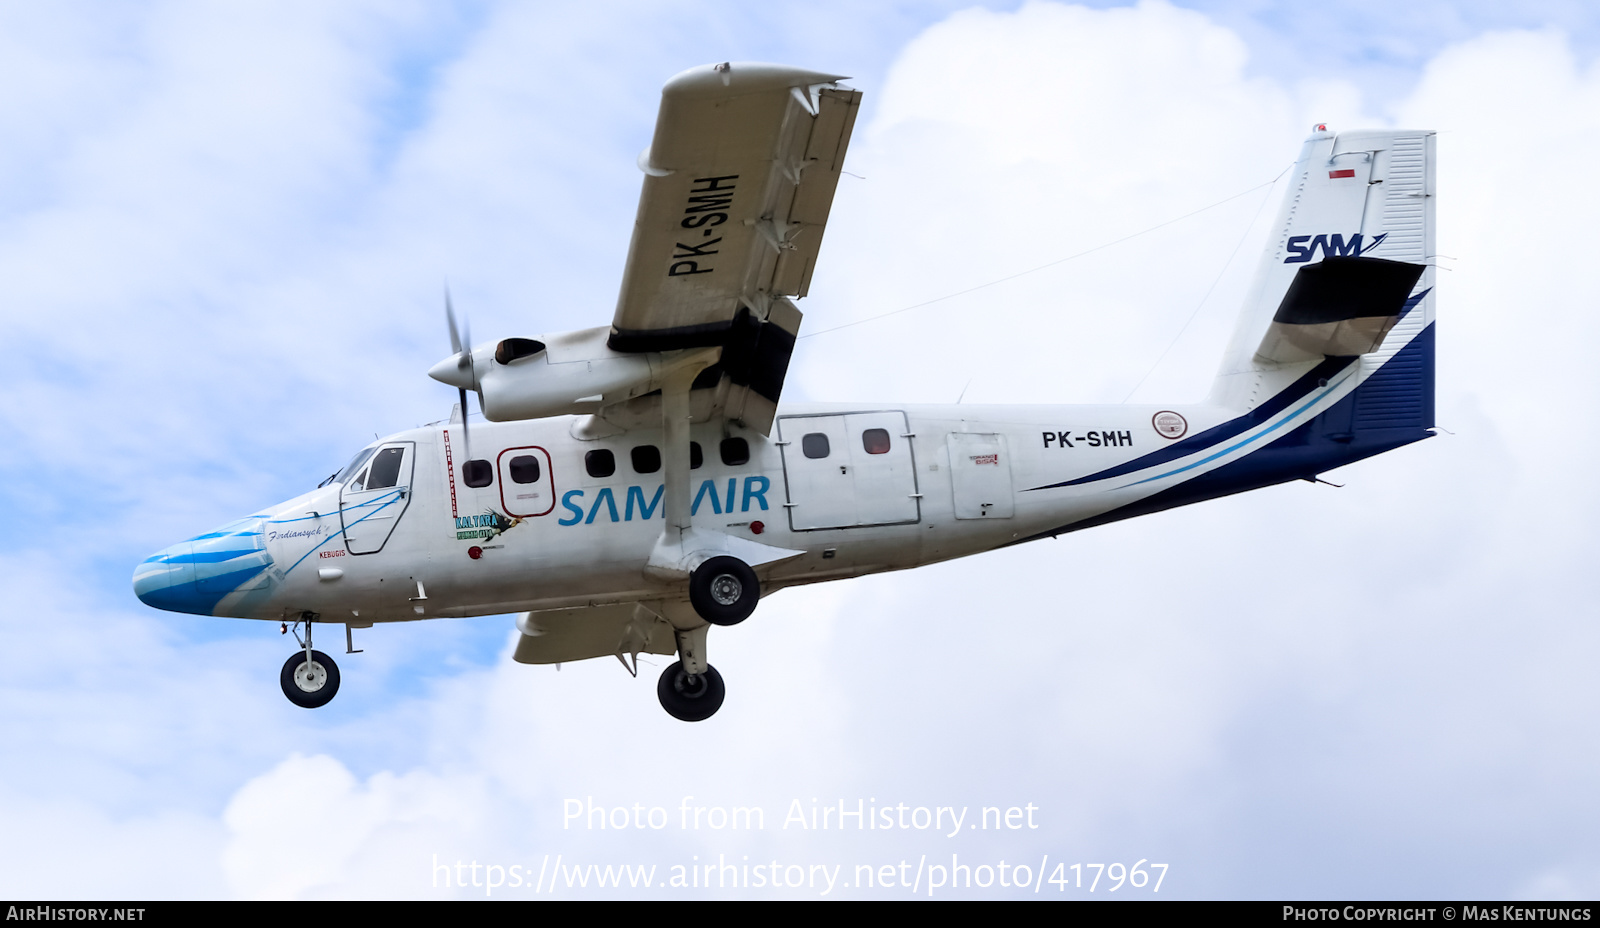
134 63 1438 721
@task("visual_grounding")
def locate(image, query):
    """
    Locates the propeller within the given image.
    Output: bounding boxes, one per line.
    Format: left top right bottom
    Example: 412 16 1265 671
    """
432 289 476 461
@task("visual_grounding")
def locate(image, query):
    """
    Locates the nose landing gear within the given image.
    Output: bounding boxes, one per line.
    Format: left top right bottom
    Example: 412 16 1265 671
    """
279 614 341 708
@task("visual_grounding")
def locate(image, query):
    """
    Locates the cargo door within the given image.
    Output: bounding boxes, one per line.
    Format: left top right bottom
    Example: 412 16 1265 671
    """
778 411 920 530
948 433 1014 519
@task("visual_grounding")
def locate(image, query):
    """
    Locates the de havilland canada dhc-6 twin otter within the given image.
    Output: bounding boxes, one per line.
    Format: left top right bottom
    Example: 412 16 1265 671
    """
134 63 1438 721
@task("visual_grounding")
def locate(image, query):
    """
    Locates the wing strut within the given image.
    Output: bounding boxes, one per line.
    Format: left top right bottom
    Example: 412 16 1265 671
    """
643 349 807 584
647 350 718 579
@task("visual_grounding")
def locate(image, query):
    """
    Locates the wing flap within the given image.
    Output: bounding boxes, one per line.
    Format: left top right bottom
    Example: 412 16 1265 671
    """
770 86 860 296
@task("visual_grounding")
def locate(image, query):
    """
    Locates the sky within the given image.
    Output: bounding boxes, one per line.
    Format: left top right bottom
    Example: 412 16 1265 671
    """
2 0 1599 900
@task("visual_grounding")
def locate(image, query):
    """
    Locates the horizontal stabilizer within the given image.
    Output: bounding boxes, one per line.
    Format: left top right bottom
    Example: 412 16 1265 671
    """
1255 256 1425 363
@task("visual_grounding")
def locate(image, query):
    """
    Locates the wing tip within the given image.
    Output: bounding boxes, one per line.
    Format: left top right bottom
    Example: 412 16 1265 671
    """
663 62 850 97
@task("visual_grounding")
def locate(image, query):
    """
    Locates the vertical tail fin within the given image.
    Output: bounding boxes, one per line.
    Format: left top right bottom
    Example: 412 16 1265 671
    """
1211 126 1437 432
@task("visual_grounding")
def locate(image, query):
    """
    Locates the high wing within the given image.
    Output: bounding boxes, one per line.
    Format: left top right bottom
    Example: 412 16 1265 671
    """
606 62 862 435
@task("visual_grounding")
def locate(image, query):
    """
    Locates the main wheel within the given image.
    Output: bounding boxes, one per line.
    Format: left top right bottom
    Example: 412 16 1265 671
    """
656 661 725 722
689 556 759 626
280 649 341 709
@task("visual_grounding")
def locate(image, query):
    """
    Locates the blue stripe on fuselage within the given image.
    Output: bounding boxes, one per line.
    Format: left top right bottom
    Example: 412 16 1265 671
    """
1027 355 1356 491
1014 323 1436 542
1028 288 1431 493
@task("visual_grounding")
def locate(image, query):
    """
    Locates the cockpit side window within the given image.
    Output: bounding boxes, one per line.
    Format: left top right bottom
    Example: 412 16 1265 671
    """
366 447 406 490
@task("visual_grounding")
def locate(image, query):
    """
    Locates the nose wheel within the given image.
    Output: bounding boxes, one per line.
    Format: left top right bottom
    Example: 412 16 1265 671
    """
657 660 724 721
279 616 341 708
281 649 341 708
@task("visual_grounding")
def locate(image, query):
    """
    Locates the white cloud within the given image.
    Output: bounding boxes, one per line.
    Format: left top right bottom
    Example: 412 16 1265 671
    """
803 0 1370 408
221 754 493 899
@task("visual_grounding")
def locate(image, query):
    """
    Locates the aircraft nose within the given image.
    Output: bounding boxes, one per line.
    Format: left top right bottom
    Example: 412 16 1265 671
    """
132 518 274 616
133 540 199 612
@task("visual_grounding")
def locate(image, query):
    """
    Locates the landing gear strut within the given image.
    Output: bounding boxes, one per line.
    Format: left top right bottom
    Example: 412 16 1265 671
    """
657 660 725 722
280 615 341 708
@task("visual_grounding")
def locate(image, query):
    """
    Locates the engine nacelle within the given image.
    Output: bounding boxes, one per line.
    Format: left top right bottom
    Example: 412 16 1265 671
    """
429 325 707 422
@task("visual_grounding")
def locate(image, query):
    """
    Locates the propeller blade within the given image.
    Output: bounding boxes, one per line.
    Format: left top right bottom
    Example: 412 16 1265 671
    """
428 293 477 390
446 290 462 355
439 289 475 461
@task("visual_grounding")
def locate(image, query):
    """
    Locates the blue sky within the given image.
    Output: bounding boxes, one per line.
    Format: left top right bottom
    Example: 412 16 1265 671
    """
3 0 1599 899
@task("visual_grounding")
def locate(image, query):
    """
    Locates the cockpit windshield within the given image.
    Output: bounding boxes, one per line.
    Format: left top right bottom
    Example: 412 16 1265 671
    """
317 445 378 488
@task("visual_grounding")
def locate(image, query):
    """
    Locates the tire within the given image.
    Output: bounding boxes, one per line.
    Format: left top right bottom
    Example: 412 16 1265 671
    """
280 649 341 709
689 556 759 626
656 661 725 722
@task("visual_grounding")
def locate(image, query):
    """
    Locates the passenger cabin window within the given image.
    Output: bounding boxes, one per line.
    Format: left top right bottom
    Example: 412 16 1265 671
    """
367 447 405 489
509 455 541 484
462 459 493 488
690 442 703 470
632 445 662 474
862 428 891 455
802 433 830 459
720 437 750 466
585 450 615 479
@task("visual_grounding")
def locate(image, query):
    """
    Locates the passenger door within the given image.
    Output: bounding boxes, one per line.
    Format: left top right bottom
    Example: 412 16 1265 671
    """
497 446 555 518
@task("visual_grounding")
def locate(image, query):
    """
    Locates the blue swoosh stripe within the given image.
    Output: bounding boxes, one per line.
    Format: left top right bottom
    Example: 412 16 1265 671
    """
1026 288 1430 493
1120 369 1354 487
153 548 263 565
1026 355 1355 491
195 563 271 592
281 489 403 576
1394 287 1430 323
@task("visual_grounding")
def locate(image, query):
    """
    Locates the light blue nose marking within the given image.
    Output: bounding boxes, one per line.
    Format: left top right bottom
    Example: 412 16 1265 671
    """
133 518 273 616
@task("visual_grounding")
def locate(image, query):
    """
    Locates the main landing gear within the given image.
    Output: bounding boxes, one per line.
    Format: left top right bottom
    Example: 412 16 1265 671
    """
657 661 725 722
280 615 341 709
688 556 759 626
652 561 757 722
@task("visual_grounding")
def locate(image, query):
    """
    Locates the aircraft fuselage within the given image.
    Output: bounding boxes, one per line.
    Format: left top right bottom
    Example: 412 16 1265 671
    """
140 379 1415 626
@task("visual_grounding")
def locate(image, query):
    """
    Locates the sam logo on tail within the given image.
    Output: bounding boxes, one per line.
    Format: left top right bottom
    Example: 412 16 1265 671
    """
1284 232 1388 264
